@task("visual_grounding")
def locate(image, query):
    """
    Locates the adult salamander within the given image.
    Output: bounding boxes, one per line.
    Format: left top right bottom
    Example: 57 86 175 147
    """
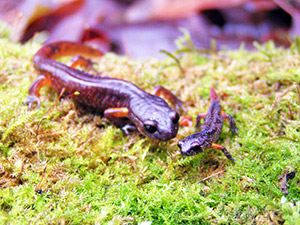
26 41 181 141
177 88 238 161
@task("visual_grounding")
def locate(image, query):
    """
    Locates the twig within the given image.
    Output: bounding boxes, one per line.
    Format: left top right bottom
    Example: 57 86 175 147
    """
200 170 226 182
35 165 47 193
287 102 294 120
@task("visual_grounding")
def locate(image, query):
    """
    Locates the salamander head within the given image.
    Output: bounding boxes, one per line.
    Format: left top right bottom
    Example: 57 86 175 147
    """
177 134 205 156
129 96 179 141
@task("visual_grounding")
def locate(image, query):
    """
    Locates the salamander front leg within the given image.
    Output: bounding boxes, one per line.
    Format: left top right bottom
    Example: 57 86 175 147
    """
179 112 208 128
211 143 235 162
152 86 186 113
26 75 52 109
179 115 193 127
221 111 238 135
104 107 136 134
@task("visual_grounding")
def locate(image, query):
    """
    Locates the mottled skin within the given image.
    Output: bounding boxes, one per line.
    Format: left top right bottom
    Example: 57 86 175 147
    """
177 88 238 161
26 41 180 141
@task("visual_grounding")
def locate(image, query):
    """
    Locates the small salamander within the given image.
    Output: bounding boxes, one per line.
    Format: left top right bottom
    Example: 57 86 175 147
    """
26 41 181 141
177 88 238 161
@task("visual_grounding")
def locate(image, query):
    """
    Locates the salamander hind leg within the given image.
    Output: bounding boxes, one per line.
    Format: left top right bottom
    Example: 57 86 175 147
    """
26 75 52 110
221 111 238 135
104 107 136 134
152 86 186 113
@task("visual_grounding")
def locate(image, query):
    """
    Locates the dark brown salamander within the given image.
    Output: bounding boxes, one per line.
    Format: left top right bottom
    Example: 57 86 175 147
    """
177 88 238 161
26 41 181 141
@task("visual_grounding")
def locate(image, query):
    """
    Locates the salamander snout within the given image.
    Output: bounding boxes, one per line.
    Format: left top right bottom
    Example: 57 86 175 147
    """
178 140 203 156
130 97 180 141
141 116 179 141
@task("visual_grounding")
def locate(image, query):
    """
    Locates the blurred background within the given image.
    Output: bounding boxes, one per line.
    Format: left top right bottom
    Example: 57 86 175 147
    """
0 0 299 59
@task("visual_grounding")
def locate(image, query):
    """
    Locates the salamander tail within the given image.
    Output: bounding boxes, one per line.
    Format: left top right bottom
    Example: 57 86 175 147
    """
210 88 219 101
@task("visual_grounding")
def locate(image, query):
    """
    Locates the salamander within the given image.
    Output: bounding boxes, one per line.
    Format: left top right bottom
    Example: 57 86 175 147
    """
177 88 238 161
26 41 181 141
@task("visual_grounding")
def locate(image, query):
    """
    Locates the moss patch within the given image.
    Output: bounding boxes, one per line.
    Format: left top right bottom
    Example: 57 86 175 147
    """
0 34 300 224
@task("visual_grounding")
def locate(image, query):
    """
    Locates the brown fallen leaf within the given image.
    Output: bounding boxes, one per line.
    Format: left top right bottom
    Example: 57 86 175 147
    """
278 169 296 195
124 0 279 22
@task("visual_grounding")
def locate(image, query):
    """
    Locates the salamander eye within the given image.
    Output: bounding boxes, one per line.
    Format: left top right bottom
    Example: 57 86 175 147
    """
190 145 201 153
177 141 182 149
144 124 157 134
173 112 180 123
144 120 157 134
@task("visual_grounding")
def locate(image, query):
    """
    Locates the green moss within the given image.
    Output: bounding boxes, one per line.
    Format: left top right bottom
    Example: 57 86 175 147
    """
0 31 300 224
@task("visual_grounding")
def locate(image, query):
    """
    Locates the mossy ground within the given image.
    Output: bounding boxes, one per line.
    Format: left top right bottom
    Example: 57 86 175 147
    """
0 32 300 224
